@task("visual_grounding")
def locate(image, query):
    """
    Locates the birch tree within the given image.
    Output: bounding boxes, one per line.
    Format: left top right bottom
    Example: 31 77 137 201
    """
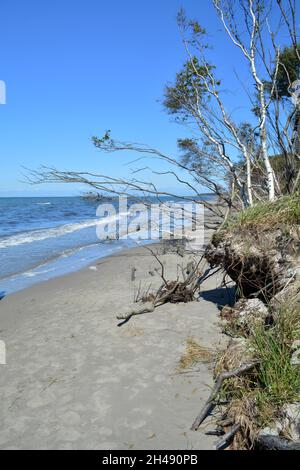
29 0 299 208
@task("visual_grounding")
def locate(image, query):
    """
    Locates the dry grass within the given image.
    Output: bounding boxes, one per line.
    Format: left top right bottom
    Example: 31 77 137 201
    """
177 337 212 371
228 396 259 449
215 338 255 375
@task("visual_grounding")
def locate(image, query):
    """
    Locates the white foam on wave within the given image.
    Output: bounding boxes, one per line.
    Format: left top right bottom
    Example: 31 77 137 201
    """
1 243 100 283
0 213 124 249
22 272 35 278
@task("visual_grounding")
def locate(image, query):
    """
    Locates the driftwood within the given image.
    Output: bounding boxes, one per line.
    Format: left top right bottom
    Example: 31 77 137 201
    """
116 248 206 323
117 281 180 322
191 361 258 431
215 423 241 450
217 417 235 427
205 428 225 437
256 435 300 450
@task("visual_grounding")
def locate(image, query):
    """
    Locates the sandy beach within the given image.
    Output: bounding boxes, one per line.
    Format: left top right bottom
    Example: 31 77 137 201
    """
0 242 229 450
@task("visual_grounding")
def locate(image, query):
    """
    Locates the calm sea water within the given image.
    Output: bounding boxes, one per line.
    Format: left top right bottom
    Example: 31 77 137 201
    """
0 195 213 295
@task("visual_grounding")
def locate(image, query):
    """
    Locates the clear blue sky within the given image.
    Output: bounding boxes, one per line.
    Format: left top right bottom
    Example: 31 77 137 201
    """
0 0 259 197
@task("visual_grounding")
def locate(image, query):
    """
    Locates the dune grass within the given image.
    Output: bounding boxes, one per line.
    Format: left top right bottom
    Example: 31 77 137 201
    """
220 304 300 446
251 313 300 413
209 194 300 447
216 194 300 238
234 194 300 228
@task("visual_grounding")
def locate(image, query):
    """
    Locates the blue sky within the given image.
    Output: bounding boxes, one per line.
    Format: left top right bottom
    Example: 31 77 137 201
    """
0 0 260 197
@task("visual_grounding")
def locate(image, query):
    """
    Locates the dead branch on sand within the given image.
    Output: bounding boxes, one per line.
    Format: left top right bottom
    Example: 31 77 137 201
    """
191 361 259 431
116 248 205 322
215 423 241 450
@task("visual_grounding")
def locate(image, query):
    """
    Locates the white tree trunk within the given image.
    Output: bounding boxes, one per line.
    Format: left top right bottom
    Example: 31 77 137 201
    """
246 155 253 206
260 117 275 201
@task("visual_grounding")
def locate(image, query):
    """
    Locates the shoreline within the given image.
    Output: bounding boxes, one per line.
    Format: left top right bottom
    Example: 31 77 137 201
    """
0 197 220 297
0 241 228 450
0 239 156 298
0 219 216 297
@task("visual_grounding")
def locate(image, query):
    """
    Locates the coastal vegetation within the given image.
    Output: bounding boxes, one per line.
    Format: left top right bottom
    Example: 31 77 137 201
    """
219 192 300 231
197 193 300 449
27 0 300 450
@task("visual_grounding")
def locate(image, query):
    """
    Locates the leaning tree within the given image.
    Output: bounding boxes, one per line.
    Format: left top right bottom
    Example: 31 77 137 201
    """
28 0 300 214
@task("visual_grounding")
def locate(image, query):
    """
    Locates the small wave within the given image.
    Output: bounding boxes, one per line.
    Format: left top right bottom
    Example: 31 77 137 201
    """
0 213 125 249
36 202 51 205
23 271 37 278
0 242 100 282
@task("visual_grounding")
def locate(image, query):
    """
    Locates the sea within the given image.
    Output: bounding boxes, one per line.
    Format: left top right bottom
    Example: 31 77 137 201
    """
0 195 213 295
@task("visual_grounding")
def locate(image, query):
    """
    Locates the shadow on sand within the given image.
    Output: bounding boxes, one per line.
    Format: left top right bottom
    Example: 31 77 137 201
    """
199 286 236 310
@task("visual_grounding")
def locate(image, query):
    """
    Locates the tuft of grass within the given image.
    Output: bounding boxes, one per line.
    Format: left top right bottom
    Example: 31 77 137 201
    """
253 306 300 410
215 194 300 240
177 337 212 371
218 305 300 447
251 323 300 413
209 195 300 447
